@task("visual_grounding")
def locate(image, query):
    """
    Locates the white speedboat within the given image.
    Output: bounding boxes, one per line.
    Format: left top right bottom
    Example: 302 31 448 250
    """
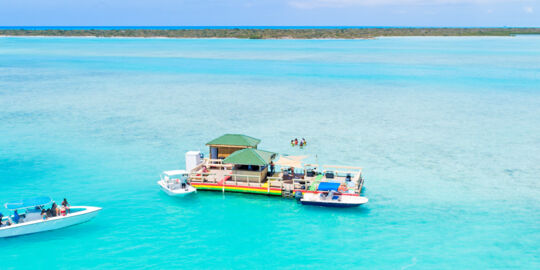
299 182 368 208
157 170 197 196
0 196 101 238
300 192 368 207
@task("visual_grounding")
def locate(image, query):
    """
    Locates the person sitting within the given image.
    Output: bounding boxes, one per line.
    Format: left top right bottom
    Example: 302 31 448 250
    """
60 205 66 216
49 202 58 217
41 209 48 220
289 167 296 179
62 198 70 214
338 184 348 193
0 212 3 227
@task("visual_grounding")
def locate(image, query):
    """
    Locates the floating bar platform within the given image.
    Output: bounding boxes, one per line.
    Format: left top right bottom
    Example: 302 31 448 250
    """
185 134 365 199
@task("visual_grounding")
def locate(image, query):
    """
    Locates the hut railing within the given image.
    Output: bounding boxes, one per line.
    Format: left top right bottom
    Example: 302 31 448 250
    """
188 172 216 182
203 158 233 170
228 173 262 187
267 177 284 189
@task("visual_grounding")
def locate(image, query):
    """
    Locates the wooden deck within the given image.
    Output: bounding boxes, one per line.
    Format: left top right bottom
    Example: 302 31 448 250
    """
187 158 364 198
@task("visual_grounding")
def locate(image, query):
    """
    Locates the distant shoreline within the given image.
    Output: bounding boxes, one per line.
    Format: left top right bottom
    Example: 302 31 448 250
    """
0 35 376 40
1 28 539 39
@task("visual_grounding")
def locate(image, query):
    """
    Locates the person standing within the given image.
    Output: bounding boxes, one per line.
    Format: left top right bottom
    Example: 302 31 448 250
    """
12 210 20 224
62 198 71 214
269 161 275 175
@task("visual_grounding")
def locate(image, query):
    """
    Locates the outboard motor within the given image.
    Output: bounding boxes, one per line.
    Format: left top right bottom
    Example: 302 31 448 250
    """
294 191 303 201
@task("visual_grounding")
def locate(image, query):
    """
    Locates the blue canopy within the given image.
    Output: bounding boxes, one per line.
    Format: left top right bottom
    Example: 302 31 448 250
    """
317 182 340 192
4 196 53 210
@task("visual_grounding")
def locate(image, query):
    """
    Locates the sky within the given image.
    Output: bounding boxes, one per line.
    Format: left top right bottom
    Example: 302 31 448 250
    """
0 0 538 27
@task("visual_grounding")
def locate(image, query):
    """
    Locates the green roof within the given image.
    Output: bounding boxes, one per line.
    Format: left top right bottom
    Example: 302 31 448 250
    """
206 134 261 147
222 148 276 166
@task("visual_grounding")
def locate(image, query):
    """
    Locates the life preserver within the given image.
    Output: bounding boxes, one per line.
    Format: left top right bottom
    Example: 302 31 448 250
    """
338 184 348 192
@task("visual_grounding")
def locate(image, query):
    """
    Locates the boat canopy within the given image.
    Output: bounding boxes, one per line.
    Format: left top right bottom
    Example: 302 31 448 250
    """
4 196 52 210
275 155 307 168
317 182 340 192
163 170 187 176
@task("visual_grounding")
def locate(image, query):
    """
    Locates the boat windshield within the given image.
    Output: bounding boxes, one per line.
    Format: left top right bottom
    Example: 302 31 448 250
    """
4 196 52 210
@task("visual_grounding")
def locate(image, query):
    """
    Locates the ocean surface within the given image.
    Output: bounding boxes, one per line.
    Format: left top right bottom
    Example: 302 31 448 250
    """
0 36 539 269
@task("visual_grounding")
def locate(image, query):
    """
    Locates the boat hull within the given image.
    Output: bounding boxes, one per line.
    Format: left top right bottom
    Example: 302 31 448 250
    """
300 193 368 208
158 180 197 196
0 206 101 238
300 200 363 208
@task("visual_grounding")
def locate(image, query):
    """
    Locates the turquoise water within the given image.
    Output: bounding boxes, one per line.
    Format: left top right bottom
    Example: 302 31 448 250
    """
1 36 539 269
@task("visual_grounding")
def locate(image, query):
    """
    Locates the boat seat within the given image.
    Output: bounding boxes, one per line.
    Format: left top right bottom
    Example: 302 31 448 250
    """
325 172 335 179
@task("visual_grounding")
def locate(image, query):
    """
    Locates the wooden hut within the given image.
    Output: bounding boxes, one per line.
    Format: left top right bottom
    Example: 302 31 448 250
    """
222 148 276 183
206 134 261 160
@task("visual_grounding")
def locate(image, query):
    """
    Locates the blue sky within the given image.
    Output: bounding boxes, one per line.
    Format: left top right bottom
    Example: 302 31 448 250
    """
0 0 538 27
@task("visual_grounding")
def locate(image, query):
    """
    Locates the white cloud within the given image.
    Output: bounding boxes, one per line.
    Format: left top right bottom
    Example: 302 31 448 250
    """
524 6 533 13
289 0 526 9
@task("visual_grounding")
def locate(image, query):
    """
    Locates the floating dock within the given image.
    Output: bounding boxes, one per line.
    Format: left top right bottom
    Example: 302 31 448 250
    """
186 134 364 198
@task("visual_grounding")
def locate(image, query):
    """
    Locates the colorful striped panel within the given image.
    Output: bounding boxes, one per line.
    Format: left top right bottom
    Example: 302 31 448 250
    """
192 183 282 196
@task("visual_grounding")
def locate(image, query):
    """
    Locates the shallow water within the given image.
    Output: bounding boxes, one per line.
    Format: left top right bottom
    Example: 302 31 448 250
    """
0 36 539 269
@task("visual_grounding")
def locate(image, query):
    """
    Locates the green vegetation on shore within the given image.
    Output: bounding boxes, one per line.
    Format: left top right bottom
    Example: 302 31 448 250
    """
1 28 540 39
